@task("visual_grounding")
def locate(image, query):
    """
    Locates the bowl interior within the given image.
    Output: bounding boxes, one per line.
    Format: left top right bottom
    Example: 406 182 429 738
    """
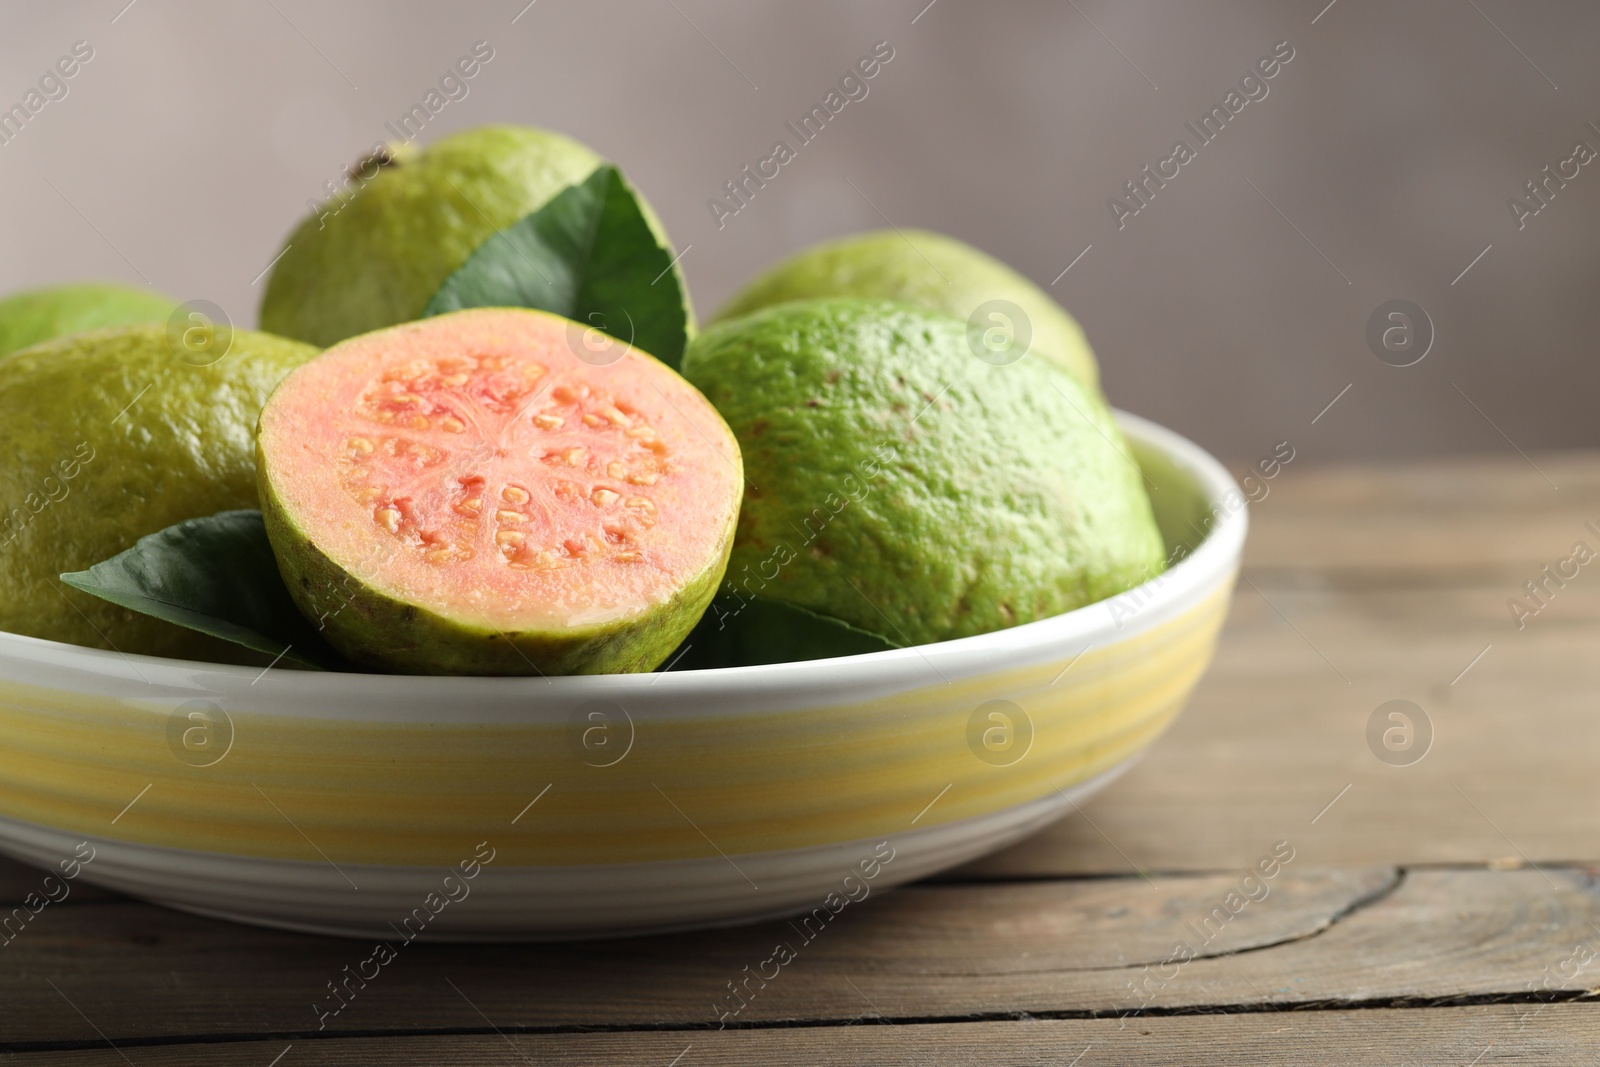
1124 418 1229 562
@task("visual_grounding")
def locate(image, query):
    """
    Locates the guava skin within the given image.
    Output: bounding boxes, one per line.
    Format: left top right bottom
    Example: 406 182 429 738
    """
259 125 694 348
0 324 319 659
0 282 176 358
682 299 1163 647
712 228 1101 392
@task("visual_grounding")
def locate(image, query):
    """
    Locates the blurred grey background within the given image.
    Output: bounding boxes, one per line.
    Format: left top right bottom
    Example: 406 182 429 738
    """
2 0 1596 465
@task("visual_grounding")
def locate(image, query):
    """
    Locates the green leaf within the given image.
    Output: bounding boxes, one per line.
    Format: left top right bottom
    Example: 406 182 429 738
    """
60 510 348 671
59 514 897 676
663 595 900 672
422 164 692 369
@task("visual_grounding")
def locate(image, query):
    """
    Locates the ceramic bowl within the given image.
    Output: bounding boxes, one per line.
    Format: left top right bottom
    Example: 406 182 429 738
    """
0 411 1244 940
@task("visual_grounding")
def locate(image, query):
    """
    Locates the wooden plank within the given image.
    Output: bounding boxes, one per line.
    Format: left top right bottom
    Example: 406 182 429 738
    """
0 854 60 904
1239 452 1600 574
0 855 117 906
6 1005 1599 1065
0 866 1597 1040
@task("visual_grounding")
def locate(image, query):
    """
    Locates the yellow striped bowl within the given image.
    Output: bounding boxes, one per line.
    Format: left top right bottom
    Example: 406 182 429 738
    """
0 412 1243 940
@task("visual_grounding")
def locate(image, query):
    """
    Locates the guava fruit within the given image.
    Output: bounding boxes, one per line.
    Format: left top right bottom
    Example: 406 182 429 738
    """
257 307 742 676
681 299 1162 646
0 282 176 358
0 323 319 659
712 229 1101 391
259 125 692 349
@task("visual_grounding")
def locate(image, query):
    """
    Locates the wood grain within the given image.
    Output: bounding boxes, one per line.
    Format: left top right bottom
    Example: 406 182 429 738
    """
1234 452 1600 574
5 1006 1599 1065
1 864 1597 1042
0 858 115 907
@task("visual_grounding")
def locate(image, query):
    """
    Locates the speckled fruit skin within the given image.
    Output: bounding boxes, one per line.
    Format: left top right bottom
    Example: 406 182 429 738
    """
256 309 742 677
712 228 1101 392
0 324 319 659
681 299 1163 647
259 125 693 348
0 282 176 358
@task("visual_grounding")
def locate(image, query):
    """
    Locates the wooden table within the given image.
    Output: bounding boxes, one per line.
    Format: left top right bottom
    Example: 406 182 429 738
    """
6 453 1600 1064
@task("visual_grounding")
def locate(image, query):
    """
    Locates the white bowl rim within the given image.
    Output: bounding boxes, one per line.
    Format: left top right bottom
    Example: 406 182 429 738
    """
0 410 1246 718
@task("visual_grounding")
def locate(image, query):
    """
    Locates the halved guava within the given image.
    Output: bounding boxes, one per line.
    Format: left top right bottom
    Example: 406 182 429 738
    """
257 307 742 676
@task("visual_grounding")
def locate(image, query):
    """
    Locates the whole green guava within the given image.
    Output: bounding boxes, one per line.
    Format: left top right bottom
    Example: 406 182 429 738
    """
259 125 691 347
0 324 319 659
681 299 1162 646
712 229 1101 392
0 282 176 358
